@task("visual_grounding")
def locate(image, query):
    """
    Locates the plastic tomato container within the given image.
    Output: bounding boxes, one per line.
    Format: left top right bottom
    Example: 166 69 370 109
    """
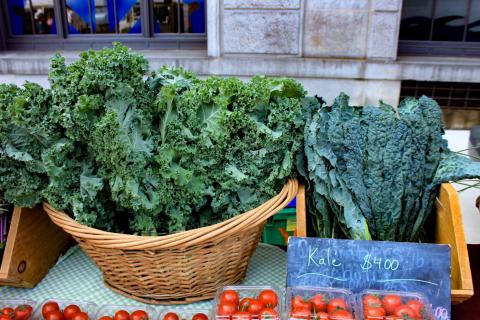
95 305 157 320
34 299 97 320
0 299 37 320
158 309 211 320
286 286 355 320
357 290 435 320
213 285 283 320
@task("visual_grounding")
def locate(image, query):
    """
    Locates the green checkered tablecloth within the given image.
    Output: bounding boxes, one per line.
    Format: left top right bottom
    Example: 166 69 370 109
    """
0 244 286 311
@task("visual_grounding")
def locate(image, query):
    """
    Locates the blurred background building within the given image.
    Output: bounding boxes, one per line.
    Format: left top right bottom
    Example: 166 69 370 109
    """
0 0 479 129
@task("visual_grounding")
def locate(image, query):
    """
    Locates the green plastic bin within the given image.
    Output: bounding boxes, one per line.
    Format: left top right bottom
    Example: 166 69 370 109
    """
261 208 296 246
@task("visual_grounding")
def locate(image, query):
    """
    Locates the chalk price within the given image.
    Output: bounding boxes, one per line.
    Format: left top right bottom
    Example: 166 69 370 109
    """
361 254 399 271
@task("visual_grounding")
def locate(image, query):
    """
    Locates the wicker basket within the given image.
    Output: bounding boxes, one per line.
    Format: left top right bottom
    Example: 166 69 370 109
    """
43 179 298 304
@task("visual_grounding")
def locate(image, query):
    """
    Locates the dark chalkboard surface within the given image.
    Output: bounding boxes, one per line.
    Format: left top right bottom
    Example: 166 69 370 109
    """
286 237 451 320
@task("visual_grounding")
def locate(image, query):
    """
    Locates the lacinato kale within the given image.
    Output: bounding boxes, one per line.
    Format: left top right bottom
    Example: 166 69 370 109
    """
40 44 304 235
300 93 480 241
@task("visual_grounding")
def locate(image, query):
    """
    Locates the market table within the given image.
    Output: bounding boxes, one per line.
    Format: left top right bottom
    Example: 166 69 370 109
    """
0 244 286 310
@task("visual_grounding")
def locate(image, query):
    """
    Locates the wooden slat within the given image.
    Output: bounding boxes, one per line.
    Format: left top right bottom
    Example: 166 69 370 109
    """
0 206 72 288
296 184 307 237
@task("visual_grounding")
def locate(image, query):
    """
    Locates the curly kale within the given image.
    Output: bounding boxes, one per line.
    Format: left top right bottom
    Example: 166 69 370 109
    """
301 93 480 241
41 44 304 235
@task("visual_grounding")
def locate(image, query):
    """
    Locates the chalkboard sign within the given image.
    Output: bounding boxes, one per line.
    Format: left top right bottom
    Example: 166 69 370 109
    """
286 237 451 320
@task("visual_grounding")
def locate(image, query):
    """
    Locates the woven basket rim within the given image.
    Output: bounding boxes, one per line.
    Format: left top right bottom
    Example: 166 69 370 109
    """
43 178 298 249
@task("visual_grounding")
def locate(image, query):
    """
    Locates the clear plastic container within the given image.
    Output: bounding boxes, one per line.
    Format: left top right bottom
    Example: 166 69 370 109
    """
94 304 157 320
213 285 283 320
357 290 435 320
34 299 97 320
0 299 37 320
286 286 355 320
158 309 211 320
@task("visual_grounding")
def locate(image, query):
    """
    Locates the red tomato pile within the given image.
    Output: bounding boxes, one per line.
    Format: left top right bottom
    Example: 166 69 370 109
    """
40 302 89 320
289 294 353 320
98 309 150 320
0 304 33 320
362 294 426 320
216 289 280 320
162 312 209 320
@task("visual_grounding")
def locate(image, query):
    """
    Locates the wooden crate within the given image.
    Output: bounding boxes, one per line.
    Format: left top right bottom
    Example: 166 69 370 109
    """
294 183 474 304
435 183 474 304
0 206 72 287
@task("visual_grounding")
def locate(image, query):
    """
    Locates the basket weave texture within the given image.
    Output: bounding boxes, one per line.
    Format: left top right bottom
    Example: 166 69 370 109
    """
43 179 298 304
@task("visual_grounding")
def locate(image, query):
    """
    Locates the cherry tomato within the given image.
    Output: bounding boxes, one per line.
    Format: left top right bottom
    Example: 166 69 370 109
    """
98 317 113 320
232 311 251 320
0 315 11 320
220 290 240 306
394 305 416 318
326 298 347 314
14 305 33 320
71 312 88 320
239 298 253 312
316 312 329 320
328 310 353 320
192 313 208 320
258 290 278 309
291 296 311 312
406 300 424 318
42 302 60 319
162 313 179 320
44 310 64 320
290 308 311 320
364 306 386 319
63 305 81 320
258 308 278 320
2 308 14 317
362 295 382 308
309 294 327 313
130 310 149 320
218 302 238 317
382 295 402 315
114 310 130 320
247 300 264 315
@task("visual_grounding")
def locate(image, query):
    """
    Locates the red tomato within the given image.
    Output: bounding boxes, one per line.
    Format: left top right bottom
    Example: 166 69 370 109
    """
258 290 278 308
63 305 81 320
2 308 14 317
162 313 179 320
98 317 113 320
218 302 238 317
14 305 33 320
44 310 64 320
362 295 382 308
291 296 311 312
364 306 386 319
316 312 329 320
382 295 402 315
394 305 416 318
192 313 208 320
0 315 11 320
239 298 253 312
289 308 311 320
71 312 88 320
326 298 347 314
406 300 424 318
258 308 278 320
42 302 60 319
130 310 149 320
232 312 251 320
309 294 327 313
220 290 240 306
328 310 353 320
247 300 264 315
114 310 130 320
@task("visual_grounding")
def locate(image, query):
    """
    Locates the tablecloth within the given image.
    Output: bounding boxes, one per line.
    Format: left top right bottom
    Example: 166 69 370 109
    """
0 244 287 311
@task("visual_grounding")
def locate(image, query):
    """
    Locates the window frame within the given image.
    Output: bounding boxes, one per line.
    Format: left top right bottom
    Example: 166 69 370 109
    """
0 0 207 51
398 0 480 57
